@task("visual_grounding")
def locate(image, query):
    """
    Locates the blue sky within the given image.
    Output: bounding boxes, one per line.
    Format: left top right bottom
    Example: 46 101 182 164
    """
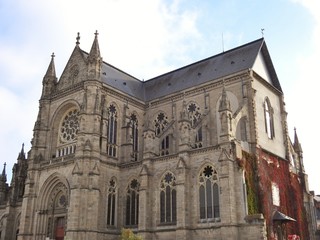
0 0 319 193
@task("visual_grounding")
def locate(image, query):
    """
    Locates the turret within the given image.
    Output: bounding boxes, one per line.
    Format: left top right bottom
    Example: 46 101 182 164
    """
87 31 103 79
219 83 233 143
10 144 28 203
0 163 8 204
293 127 304 172
41 53 57 98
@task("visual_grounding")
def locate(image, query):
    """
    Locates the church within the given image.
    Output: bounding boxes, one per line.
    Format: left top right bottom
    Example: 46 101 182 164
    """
0 32 316 239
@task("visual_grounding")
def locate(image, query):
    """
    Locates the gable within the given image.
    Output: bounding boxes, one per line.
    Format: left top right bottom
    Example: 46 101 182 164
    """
252 51 272 84
57 46 88 90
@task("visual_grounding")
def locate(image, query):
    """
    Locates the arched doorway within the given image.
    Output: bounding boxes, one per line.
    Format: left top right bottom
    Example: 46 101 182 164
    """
47 183 68 240
36 175 69 240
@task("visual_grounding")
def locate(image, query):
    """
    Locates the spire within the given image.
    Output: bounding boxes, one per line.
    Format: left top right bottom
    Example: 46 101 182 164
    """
41 53 57 97
17 143 26 160
44 53 56 78
293 127 303 153
0 163 6 182
88 30 101 62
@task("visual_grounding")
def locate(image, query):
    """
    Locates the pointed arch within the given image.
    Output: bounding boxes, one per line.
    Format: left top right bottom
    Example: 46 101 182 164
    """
159 171 177 224
125 178 140 227
106 103 119 157
198 164 220 220
106 177 117 226
129 113 139 161
154 111 169 136
49 100 80 159
264 97 274 139
36 173 70 239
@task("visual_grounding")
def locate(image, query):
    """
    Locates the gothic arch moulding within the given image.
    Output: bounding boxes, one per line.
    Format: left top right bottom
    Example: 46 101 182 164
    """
36 173 70 239
49 100 81 159
37 172 70 211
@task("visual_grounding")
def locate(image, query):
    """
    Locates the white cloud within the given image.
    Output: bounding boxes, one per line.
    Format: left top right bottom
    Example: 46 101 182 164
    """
286 0 320 194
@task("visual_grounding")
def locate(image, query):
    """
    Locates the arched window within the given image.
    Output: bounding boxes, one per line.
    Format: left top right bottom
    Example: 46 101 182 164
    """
130 114 138 161
199 165 220 220
107 179 117 226
160 135 170 156
126 179 139 226
154 112 169 136
107 104 118 157
264 99 274 139
187 102 201 127
56 108 79 157
160 172 177 224
194 127 203 148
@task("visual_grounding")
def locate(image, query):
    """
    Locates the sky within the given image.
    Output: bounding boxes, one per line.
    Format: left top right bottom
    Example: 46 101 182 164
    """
0 0 319 194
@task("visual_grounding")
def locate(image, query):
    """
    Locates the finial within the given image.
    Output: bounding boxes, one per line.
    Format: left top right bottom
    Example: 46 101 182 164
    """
51 52 55 59
261 28 265 37
76 32 80 45
95 30 99 37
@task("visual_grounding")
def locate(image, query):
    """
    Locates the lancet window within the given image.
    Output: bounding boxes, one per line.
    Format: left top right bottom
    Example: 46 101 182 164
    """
160 135 170 156
130 114 138 161
264 98 274 139
107 104 118 157
160 172 177 224
194 127 203 148
125 179 140 226
199 165 220 220
107 179 117 226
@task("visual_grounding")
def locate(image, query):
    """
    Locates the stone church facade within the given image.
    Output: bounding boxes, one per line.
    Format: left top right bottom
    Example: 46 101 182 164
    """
0 33 316 239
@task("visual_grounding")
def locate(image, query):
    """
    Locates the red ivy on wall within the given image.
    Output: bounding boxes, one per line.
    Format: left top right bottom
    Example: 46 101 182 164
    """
241 149 309 239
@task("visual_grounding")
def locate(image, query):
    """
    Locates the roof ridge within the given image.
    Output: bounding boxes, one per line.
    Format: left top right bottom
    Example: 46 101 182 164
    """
145 38 264 82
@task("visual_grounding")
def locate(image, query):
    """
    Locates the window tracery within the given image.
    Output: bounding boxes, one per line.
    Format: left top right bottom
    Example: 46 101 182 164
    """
154 112 169 136
107 104 118 157
187 102 201 126
199 165 220 220
130 114 138 161
125 179 140 226
57 108 79 157
160 135 170 156
107 179 117 226
160 172 177 224
194 127 203 148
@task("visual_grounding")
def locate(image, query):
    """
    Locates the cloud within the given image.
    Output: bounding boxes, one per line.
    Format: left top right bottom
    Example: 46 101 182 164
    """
287 0 320 193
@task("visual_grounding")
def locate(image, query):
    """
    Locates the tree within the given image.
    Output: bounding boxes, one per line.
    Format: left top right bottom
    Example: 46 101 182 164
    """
120 228 143 240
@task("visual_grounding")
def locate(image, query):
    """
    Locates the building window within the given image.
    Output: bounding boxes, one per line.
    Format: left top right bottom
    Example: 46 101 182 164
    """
57 108 79 157
272 182 280 206
187 102 201 126
264 99 274 139
130 114 138 161
194 127 203 148
107 104 118 157
199 165 220 220
154 112 169 136
160 172 177 224
126 179 139 226
160 135 170 156
107 179 117 226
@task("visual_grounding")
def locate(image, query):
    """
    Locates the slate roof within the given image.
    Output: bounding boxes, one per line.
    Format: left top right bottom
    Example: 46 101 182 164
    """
98 38 282 102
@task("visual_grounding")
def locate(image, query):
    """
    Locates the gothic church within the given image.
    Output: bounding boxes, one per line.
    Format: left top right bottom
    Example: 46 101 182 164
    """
0 32 316 239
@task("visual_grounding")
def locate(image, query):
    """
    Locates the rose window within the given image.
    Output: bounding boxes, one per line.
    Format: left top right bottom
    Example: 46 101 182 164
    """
60 109 79 143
